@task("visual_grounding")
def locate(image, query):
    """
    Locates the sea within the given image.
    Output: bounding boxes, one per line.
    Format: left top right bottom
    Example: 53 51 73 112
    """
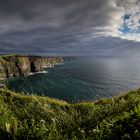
7 56 140 102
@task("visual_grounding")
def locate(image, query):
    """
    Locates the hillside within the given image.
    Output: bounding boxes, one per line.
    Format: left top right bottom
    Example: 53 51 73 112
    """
0 88 140 139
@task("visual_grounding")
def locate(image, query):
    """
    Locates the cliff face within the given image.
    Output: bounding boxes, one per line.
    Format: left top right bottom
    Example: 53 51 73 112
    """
0 55 65 79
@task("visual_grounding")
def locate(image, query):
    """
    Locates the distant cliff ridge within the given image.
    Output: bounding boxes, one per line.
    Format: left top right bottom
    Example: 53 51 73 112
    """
0 55 68 79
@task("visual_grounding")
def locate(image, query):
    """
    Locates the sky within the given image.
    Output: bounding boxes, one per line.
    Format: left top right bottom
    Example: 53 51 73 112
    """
0 0 140 56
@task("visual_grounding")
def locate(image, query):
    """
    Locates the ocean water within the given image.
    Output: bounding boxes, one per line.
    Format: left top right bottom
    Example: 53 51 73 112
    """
7 56 140 102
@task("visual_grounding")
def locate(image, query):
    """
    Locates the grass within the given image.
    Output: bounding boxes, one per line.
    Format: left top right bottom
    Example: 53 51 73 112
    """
0 54 17 58
0 88 140 139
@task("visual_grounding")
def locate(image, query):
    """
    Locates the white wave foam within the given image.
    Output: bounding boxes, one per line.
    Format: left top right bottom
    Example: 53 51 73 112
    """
29 71 48 76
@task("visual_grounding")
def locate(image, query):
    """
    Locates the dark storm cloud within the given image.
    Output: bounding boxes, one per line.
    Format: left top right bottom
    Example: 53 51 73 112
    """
0 0 139 55
0 0 121 30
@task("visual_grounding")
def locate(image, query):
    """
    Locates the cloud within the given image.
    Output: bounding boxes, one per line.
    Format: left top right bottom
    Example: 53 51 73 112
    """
0 0 122 32
118 0 140 40
0 0 139 55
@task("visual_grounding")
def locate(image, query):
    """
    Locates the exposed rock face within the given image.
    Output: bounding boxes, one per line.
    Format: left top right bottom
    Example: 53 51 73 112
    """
0 55 66 79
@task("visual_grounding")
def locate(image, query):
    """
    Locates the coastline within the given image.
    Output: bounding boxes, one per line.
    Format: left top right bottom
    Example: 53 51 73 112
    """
0 55 140 139
0 54 68 79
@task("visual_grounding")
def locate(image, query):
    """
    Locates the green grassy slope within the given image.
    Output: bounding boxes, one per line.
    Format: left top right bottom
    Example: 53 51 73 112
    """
0 88 140 139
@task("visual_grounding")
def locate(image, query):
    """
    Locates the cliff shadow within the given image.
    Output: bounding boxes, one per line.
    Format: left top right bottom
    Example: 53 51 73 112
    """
30 62 36 72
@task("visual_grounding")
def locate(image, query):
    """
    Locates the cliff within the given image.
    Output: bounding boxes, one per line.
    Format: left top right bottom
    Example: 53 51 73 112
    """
0 55 66 79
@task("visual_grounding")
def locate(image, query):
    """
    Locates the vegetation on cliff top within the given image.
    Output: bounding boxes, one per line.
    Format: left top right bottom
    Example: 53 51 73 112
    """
0 54 16 58
0 88 140 139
